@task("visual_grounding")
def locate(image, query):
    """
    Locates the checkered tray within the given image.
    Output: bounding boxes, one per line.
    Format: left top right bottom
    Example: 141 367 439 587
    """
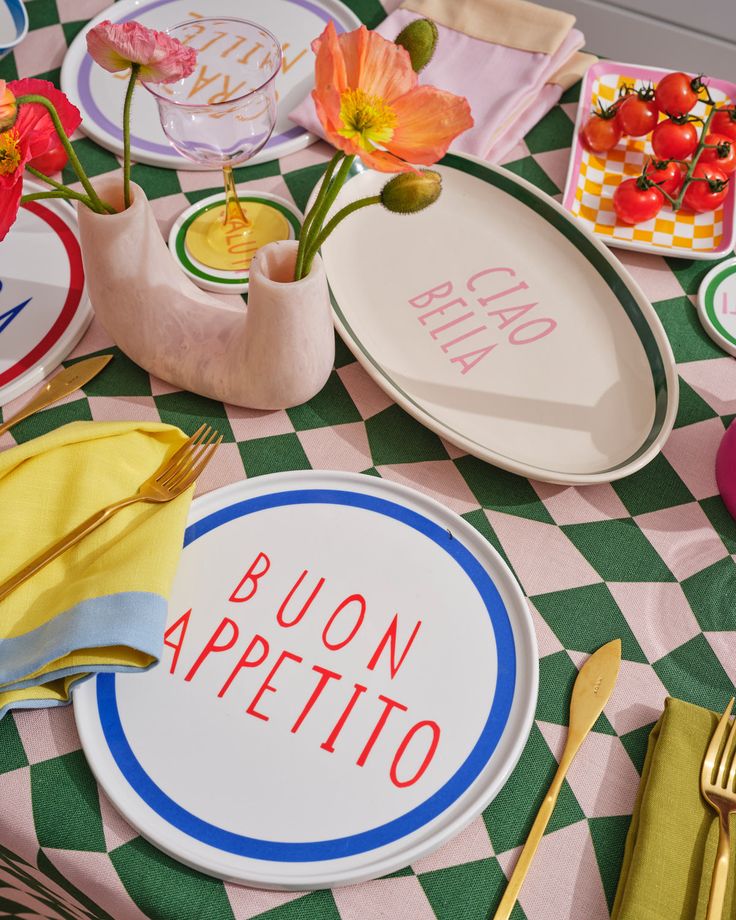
562 61 736 259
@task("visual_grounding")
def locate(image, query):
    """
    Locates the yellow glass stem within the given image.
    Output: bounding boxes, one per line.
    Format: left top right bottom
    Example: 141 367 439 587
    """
223 165 251 228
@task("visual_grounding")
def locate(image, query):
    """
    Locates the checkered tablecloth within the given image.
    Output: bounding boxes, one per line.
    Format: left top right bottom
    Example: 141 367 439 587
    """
2 1 736 918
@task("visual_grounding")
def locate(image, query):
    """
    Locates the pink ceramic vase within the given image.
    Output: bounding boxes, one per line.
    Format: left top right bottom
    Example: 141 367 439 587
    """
76 179 335 410
716 419 736 520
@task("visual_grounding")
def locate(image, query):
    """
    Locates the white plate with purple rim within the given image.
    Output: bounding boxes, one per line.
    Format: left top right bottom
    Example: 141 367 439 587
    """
60 0 360 170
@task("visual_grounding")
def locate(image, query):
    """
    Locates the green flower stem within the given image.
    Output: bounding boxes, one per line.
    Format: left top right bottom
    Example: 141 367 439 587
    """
15 94 107 213
123 64 140 210
21 190 99 208
295 153 355 280
294 151 343 280
302 195 381 277
25 165 117 213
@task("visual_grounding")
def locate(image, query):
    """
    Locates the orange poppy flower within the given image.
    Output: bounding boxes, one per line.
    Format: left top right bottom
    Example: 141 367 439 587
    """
311 22 473 173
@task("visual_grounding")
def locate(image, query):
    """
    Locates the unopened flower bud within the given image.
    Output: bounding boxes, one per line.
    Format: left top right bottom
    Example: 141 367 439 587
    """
0 81 17 130
394 18 438 73
380 169 442 214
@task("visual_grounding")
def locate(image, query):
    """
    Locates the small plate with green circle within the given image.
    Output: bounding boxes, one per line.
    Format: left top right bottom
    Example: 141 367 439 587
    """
697 257 736 357
169 191 302 295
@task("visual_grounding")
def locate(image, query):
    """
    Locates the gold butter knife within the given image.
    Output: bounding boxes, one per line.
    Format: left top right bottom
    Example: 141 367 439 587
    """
0 354 113 437
492 638 622 920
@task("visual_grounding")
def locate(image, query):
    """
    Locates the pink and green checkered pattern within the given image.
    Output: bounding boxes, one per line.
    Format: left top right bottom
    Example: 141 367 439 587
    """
1 1 735 917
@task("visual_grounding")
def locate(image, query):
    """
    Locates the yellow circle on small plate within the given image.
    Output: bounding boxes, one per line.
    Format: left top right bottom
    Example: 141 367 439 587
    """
185 202 291 272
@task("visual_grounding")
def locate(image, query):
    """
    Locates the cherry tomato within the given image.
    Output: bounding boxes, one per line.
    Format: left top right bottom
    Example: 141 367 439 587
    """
616 93 659 136
682 163 730 212
28 142 68 175
651 118 699 159
644 159 685 195
654 71 699 116
613 178 665 224
700 133 736 174
581 111 622 153
711 106 736 144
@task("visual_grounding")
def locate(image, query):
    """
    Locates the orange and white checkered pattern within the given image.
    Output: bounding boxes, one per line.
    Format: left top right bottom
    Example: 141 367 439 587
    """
571 72 733 252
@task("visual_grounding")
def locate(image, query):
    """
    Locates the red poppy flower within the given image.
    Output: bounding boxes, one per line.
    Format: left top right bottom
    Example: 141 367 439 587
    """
0 80 81 240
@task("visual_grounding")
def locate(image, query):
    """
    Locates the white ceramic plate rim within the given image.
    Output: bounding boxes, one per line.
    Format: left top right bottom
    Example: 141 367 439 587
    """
562 60 736 260
59 0 361 170
316 153 679 485
0 180 92 407
697 256 736 357
74 470 539 889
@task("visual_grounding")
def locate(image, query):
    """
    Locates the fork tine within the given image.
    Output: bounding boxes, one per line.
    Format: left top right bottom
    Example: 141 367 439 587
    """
165 428 220 490
703 698 734 787
164 423 208 469
156 425 211 485
171 434 223 493
717 709 736 787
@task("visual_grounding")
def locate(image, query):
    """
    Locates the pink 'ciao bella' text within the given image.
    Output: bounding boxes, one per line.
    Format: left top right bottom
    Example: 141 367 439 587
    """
409 267 558 374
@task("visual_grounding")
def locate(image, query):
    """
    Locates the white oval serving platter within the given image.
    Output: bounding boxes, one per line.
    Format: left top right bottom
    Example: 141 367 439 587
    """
74 470 538 889
60 0 361 170
0 180 91 407
318 153 679 484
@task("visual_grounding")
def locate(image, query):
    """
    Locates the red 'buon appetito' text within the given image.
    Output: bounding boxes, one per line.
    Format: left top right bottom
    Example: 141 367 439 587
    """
410 267 558 374
163 553 440 790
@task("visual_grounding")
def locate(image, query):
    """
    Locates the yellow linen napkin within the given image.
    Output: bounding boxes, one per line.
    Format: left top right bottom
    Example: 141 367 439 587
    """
0 421 193 717
613 697 736 919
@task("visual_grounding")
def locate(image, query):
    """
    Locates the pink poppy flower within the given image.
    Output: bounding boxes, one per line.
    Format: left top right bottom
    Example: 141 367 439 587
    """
86 20 197 84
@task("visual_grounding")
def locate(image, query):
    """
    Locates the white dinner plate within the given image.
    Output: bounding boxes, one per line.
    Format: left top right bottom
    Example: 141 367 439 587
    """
60 0 360 170
0 181 91 407
318 153 679 485
0 0 27 56
74 471 538 889
697 257 736 357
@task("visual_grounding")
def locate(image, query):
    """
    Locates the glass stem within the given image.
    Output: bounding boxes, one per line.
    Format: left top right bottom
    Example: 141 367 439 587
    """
223 166 250 228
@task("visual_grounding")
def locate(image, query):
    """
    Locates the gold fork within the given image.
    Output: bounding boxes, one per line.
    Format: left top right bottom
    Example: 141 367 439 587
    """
0 423 222 603
701 697 736 920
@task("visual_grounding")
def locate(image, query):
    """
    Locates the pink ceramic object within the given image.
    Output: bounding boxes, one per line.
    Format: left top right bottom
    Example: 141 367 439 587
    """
716 420 736 520
77 179 335 410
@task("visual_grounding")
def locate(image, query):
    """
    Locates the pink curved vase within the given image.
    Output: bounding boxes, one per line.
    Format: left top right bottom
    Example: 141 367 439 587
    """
77 179 335 410
716 419 736 521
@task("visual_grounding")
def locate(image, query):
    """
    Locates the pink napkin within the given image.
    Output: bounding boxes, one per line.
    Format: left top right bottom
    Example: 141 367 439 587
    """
289 0 596 163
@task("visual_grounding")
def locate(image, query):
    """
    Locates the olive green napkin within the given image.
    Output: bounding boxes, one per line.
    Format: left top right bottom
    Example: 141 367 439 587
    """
613 697 736 920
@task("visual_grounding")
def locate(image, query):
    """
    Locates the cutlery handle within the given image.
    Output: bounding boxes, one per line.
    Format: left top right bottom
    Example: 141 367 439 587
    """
492 760 568 920
0 500 130 603
0 393 60 437
706 815 731 920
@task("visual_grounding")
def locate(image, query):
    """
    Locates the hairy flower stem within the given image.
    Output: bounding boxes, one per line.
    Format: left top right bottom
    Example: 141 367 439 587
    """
302 195 381 277
295 151 343 280
15 94 107 213
21 189 100 208
123 64 140 210
295 154 355 280
26 165 117 213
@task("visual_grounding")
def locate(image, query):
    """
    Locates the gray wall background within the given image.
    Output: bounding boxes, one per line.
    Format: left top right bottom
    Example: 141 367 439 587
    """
534 0 735 81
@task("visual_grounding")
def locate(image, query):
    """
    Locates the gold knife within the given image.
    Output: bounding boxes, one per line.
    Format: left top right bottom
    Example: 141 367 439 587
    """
0 355 113 437
492 638 622 920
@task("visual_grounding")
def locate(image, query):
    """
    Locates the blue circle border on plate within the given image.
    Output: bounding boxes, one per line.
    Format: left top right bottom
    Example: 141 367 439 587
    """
95 488 517 862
